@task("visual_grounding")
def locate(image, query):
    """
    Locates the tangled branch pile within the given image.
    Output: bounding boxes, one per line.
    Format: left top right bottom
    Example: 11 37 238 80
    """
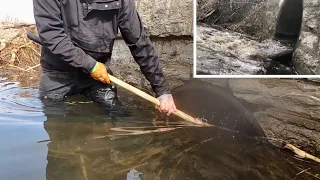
0 22 41 73
197 0 279 40
197 0 218 22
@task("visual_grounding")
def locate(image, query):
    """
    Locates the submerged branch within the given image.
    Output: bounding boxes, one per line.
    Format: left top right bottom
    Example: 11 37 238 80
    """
284 144 320 164
93 127 179 139
77 146 89 180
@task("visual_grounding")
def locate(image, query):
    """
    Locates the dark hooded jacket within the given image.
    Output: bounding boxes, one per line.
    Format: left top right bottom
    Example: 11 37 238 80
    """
33 0 170 97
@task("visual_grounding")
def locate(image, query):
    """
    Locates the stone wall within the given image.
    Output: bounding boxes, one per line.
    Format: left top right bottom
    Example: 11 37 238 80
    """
204 78 320 154
109 0 193 94
232 79 320 154
135 0 193 37
110 39 193 92
293 0 320 75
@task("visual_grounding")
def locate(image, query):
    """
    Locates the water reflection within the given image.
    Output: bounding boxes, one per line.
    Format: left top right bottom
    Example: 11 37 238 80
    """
0 79 48 180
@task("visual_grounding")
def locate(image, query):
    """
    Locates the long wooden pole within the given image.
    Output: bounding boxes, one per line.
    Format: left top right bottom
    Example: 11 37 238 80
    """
109 75 211 127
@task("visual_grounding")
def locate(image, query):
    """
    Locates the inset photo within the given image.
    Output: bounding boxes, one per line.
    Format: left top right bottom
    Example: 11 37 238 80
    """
195 0 319 76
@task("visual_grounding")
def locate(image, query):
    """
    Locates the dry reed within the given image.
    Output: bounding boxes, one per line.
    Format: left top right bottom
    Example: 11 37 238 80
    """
0 22 41 75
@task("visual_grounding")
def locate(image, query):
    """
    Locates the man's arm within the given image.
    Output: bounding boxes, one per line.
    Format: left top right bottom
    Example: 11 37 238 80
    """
33 0 97 73
118 0 171 97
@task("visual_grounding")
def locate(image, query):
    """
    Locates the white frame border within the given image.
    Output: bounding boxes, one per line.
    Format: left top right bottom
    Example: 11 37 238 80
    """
192 0 320 79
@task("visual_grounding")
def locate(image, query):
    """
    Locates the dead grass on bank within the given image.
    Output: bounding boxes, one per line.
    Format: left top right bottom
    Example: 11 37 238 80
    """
0 22 41 75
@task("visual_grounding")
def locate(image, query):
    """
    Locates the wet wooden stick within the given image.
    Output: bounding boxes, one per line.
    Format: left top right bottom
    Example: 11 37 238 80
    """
93 127 178 139
77 146 89 180
117 162 148 174
284 144 320 164
109 75 212 127
49 149 90 161
295 167 320 180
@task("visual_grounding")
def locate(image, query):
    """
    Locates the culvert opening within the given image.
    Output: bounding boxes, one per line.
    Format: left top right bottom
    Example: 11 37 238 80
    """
274 0 303 48
271 0 303 66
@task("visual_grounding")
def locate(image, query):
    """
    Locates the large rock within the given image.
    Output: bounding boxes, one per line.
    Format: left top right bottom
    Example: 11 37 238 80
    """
229 79 320 153
135 0 193 37
107 0 194 93
293 0 320 74
110 39 193 93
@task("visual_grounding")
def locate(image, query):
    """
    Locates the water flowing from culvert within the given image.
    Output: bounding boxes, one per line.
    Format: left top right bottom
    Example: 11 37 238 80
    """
0 75 318 180
196 26 298 75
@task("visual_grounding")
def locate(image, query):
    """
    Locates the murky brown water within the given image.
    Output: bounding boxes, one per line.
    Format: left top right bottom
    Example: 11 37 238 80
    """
0 75 319 180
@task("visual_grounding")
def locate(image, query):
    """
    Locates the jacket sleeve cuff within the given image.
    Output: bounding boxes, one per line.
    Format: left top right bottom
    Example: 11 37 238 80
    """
83 56 97 74
154 87 171 98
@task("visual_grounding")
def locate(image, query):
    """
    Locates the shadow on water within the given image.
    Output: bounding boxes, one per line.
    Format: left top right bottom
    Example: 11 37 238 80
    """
171 80 266 138
0 76 319 180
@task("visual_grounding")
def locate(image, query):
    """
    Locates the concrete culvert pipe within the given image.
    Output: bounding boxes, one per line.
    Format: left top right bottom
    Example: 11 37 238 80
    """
170 80 266 138
274 0 303 48
271 0 320 75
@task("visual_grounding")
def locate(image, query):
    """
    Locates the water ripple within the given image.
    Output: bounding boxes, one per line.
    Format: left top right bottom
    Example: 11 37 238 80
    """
0 82 44 123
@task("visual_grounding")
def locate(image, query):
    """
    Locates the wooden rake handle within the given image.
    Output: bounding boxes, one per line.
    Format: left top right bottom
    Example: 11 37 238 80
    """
109 75 210 126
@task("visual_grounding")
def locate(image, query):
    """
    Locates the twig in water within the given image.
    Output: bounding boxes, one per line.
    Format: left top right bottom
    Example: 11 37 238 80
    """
139 148 166 163
77 146 89 180
49 149 90 161
155 166 164 180
294 168 310 180
282 93 320 104
93 127 179 139
117 162 148 174
295 167 320 180
172 155 185 172
37 139 51 143
284 144 320 164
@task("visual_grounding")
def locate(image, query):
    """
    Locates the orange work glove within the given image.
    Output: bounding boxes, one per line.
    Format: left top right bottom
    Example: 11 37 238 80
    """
90 62 111 84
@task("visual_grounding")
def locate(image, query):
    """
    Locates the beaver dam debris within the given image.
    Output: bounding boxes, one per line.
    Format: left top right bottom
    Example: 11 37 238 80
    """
0 23 40 74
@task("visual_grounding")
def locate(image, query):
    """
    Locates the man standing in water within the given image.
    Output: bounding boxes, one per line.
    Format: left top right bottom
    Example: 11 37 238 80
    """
33 0 177 116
